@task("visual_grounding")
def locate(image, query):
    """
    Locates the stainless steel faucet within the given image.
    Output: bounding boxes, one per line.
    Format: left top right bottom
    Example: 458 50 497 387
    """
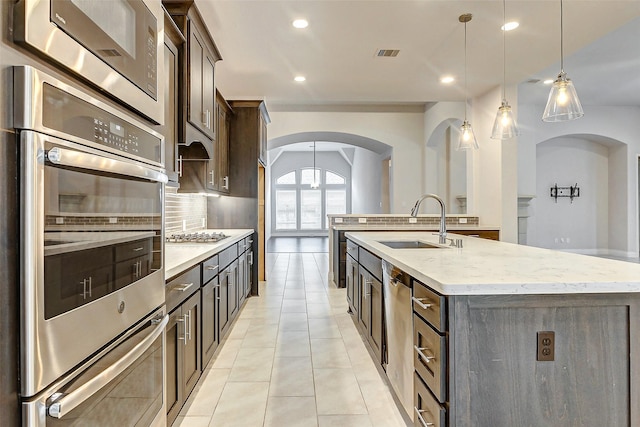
410 194 447 244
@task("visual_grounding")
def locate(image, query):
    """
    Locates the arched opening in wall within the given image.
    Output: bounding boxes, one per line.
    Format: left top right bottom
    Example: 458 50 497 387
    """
267 132 392 237
425 118 467 214
532 134 627 257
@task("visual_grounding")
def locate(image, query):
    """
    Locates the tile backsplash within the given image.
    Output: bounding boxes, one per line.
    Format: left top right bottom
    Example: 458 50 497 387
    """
165 187 208 234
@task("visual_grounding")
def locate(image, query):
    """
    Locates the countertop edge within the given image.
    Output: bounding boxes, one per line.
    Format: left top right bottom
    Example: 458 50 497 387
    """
345 231 640 296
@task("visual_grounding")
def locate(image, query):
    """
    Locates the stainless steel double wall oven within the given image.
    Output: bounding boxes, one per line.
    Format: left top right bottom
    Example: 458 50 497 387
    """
15 66 168 426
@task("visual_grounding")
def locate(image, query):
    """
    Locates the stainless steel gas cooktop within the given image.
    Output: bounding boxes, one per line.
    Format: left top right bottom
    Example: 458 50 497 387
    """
165 232 228 243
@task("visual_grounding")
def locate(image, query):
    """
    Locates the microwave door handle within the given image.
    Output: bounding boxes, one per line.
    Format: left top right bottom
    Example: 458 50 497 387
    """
46 147 168 184
47 314 168 419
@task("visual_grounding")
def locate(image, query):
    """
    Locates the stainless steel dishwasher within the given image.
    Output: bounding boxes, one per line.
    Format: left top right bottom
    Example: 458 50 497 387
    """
382 260 414 422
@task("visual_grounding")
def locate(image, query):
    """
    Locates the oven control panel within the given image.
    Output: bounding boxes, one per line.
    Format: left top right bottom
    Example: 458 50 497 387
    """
93 118 141 156
42 83 161 164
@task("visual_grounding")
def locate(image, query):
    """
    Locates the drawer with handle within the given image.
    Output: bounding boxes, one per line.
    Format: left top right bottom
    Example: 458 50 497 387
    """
414 372 446 427
166 265 201 313
202 254 219 284
412 279 446 332
413 313 447 403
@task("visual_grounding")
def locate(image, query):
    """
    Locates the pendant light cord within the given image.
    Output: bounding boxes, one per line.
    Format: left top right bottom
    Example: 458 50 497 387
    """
502 0 506 100
560 0 564 73
464 19 468 120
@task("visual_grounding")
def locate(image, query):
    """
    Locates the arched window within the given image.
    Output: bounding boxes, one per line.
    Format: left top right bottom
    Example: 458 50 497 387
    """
273 167 348 232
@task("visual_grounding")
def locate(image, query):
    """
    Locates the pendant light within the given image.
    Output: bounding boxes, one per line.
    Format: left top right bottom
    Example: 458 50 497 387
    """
542 0 584 122
491 0 519 139
310 141 319 189
457 14 479 151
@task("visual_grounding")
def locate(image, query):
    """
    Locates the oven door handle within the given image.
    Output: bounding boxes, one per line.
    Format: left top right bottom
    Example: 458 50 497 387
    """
46 146 168 184
47 314 168 419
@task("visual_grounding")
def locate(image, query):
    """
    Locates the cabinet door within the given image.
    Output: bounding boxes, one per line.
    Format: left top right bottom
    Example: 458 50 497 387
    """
166 308 184 426
216 97 230 193
358 270 371 334
202 277 218 367
346 255 358 315
182 290 201 398
188 24 214 139
368 275 384 363
246 248 254 298
258 113 267 164
163 32 180 183
205 158 217 191
202 53 215 138
227 261 239 320
238 253 246 307
219 265 230 338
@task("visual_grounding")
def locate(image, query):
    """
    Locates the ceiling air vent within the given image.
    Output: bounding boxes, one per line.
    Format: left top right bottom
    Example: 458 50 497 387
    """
376 49 400 57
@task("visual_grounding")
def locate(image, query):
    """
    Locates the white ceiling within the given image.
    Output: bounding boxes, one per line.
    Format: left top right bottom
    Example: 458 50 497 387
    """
199 0 640 109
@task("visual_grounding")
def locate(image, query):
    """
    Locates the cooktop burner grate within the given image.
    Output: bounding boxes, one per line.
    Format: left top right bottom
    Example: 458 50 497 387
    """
166 232 229 243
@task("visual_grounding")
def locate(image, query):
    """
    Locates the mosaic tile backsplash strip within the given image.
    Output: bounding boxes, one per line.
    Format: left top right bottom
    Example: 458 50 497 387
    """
165 187 208 234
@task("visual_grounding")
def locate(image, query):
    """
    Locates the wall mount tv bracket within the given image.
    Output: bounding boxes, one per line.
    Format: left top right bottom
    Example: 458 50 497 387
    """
550 183 580 203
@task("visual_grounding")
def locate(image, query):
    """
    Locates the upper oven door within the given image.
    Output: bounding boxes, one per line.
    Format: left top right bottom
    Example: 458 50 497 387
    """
20 130 167 398
14 0 164 124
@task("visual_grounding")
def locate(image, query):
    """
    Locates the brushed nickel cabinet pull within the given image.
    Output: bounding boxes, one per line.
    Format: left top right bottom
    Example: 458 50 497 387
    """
414 345 436 363
414 407 435 427
412 296 433 310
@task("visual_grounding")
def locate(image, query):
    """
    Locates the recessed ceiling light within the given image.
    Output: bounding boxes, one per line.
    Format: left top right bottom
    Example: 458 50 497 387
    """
294 76 306 82
440 76 455 84
543 79 554 85
292 19 308 29
501 21 519 31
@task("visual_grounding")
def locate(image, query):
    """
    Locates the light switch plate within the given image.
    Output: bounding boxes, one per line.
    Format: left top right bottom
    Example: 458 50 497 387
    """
55 217 64 224
109 217 117 224
335 218 343 223
358 218 367 223
458 218 468 224
409 218 418 223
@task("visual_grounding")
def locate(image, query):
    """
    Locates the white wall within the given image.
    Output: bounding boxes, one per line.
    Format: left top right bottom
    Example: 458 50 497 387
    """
534 138 609 251
351 147 383 213
518 103 640 256
268 110 424 213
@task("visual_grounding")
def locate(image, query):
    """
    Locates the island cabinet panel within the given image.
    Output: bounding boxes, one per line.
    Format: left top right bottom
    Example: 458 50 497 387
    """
346 252 359 315
357 247 384 364
450 294 639 427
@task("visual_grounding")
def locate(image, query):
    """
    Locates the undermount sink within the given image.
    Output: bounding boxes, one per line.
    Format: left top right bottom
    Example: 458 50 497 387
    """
379 240 445 249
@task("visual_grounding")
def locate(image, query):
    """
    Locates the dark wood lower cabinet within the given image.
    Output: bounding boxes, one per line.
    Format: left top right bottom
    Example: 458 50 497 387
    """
357 267 383 364
201 276 219 367
166 239 254 425
166 290 200 426
346 253 358 315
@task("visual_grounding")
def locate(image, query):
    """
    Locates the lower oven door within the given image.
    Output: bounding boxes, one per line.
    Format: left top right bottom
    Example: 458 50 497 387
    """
23 308 168 427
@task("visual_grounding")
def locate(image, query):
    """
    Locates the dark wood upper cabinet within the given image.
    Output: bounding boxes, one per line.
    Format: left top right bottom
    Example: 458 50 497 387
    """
162 8 185 185
216 91 232 193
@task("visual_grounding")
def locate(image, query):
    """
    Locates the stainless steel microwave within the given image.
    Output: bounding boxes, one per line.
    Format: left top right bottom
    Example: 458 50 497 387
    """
14 0 164 125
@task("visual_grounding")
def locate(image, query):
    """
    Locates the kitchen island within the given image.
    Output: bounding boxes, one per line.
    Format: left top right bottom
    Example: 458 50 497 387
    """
345 231 640 427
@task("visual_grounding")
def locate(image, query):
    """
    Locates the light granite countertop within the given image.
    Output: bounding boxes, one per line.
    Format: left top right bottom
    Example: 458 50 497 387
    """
165 229 253 279
345 231 640 295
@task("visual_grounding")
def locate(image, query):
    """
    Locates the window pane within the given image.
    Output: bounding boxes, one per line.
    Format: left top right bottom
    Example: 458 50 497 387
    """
300 190 322 229
325 171 345 184
300 168 320 185
326 189 346 225
276 171 296 185
275 190 297 229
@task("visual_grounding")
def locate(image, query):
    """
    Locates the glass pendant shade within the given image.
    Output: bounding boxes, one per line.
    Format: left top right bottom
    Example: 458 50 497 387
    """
491 99 519 139
457 121 479 150
542 72 584 122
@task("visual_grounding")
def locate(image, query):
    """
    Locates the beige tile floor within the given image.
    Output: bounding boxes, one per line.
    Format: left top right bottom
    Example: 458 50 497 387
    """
174 252 408 427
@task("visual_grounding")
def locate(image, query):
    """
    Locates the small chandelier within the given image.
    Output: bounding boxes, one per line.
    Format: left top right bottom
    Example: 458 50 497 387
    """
542 0 584 122
491 0 519 139
457 13 479 150
310 141 319 189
